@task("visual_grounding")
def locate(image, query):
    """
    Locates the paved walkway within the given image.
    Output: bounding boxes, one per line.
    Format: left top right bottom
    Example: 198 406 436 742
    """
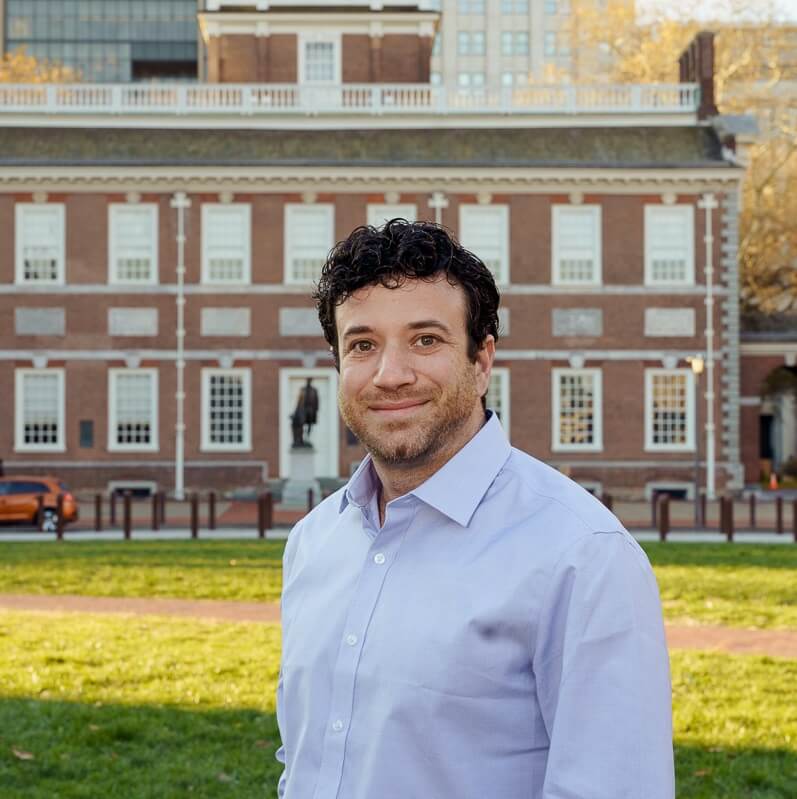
1 593 795 658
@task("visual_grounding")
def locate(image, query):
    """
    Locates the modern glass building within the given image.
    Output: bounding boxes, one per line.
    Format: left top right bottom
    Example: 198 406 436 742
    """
3 0 199 82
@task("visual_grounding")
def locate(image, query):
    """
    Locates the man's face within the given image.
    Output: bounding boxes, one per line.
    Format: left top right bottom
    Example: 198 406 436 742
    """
336 276 494 467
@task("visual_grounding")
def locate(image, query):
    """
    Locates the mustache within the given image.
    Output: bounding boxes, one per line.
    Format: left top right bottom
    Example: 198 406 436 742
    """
357 391 436 404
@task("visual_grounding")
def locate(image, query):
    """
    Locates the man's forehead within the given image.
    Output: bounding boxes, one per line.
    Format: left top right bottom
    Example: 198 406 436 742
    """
337 277 466 318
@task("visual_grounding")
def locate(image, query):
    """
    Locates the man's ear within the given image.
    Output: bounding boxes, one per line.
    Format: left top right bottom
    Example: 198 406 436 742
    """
475 335 496 392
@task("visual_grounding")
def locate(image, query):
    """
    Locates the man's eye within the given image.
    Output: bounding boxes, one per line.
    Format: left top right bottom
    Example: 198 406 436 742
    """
417 335 438 347
352 341 373 353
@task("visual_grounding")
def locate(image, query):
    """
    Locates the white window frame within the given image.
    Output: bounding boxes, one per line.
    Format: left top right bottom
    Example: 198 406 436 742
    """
552 205 602 286
284 204 334 285
298 32 342 85
107 368 159 453
14 368 66 453
459 204 510 284
15 204 66 286
367 204 418 227
108 203 159 286
486 367 511 437
201 368 252 452
644 204 695 286
552 367 603 452
644 368 695 452
201 203 252 285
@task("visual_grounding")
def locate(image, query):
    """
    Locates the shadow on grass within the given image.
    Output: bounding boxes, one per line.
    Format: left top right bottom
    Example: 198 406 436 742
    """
2 697 797 799
641 542 797 570
0 698 282 799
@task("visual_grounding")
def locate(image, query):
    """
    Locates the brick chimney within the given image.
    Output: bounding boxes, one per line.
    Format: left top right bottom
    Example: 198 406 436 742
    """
679 31 718 120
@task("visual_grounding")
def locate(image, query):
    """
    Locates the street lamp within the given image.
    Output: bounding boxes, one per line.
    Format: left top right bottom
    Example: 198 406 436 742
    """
687 355 705 526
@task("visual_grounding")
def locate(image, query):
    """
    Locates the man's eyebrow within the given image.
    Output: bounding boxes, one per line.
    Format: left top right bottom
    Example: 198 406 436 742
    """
340 325 374 340
406 320 453 335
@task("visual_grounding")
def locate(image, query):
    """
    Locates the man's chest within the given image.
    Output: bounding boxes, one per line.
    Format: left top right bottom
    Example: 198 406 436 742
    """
282 520 541 701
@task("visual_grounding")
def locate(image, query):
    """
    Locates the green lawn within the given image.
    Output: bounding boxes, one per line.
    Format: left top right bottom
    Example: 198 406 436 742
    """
0 540 285 603
0 610 282 798
0 610 795 798
641 543 797 629
2 540 797 629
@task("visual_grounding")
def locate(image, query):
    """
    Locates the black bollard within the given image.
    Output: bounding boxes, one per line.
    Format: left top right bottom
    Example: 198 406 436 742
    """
123 491 132 540
190 493 199 539
56 493 65 541
208 492 216 531
94 493 102 532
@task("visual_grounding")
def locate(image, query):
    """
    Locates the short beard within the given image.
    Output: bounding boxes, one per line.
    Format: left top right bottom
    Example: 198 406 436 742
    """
339 374 478 468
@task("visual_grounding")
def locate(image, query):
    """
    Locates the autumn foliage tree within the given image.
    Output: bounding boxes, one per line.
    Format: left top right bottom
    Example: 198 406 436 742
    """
0 47 79 83
566 0 797 313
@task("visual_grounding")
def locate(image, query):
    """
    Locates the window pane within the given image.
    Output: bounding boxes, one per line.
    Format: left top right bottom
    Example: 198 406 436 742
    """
651 373 689 445
304 41 335 83
558 372 596 446
208 373 246 445
21 372 60 446
114 372 154 446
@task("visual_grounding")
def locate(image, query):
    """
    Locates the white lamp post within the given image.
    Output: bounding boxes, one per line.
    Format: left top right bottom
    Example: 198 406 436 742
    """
170 192 191 501
687 355 705 525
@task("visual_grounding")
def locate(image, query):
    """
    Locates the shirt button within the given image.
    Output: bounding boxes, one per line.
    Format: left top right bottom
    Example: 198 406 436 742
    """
373 553 386 565
332 719 344 732
346 634 358 646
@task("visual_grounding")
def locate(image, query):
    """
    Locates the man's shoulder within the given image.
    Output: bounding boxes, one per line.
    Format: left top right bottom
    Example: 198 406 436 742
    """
492 446 626 540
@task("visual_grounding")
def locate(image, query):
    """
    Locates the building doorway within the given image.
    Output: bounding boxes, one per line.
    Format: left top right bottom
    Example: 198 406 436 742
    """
279 368 339 478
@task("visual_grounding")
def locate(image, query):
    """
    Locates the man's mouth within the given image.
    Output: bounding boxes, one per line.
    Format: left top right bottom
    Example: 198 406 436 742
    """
367 399 429 417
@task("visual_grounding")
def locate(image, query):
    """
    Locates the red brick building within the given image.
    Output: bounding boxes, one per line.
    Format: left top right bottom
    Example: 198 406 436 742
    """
0 3 751 499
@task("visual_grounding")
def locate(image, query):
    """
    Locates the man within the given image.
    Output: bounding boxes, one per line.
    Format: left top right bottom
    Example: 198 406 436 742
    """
276 219 674 799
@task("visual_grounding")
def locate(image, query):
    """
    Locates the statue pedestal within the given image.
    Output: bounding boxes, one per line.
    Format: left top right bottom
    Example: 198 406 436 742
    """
282 446 322 508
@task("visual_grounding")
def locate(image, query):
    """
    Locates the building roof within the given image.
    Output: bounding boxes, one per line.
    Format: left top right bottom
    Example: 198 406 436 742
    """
0 125 731 169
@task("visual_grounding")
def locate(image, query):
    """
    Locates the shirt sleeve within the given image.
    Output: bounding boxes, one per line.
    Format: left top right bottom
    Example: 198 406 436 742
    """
275 520 303 798
533 531 674 799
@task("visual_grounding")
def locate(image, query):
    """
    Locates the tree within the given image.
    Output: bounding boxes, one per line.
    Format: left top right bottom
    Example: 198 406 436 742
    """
565 0 797 313
0 47 79 83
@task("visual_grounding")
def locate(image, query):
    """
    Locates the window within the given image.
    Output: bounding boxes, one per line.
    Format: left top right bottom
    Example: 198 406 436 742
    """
108 369 158 451
645 205 695 286
645 369 694 451
14 368 65 452
432 33 442 56
300 35 339 84
459 205 510 283
544 31 557 55
430 71 442 86
544 0 558 13
201 204 251 284
552 205 602 285
202 368 252 451
367 204 418 227
501 32 529 56
552 368 602 451
15 204 65 285
458 31 485 56
108 204 158 284
458 71 486 88
501 0 529 12
486 368 510 434
285 204 334 284
458 0 485 14
501 71 530 87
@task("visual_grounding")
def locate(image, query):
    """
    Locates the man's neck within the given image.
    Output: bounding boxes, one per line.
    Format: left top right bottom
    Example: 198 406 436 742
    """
372 409 486 525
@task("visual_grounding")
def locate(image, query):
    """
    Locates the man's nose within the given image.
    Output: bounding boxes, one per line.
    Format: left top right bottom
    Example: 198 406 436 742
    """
372 344 416 390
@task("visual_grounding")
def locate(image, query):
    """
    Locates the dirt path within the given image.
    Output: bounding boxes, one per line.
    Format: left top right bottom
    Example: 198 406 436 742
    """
1 593 796 658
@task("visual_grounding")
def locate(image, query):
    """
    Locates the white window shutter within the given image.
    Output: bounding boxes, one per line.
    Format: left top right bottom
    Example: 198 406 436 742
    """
459 205 509 283
554 207 601 285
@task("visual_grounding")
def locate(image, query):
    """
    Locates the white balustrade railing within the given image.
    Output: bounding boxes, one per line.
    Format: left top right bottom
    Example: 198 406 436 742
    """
0 83 700 116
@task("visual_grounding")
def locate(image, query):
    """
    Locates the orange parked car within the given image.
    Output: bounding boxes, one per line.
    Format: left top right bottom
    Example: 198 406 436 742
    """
0 476 79 532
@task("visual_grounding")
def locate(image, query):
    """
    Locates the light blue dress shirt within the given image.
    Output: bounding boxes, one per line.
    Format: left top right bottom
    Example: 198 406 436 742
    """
276 413 674 799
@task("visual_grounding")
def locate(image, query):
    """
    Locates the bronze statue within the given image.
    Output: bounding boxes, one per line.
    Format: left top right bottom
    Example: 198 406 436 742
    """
291 378 320 448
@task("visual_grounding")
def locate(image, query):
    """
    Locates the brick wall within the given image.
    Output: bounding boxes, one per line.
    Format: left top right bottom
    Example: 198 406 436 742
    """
1 190 738 495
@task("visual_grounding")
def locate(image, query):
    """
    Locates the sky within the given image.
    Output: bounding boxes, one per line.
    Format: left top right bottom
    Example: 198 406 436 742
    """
637 0 797 22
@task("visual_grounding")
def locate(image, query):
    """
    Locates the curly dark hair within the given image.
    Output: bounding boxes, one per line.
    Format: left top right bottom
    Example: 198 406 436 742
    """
314 218 500 369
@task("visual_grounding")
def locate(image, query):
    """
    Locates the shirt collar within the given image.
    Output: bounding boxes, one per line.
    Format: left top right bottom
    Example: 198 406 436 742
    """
339 411 511 528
